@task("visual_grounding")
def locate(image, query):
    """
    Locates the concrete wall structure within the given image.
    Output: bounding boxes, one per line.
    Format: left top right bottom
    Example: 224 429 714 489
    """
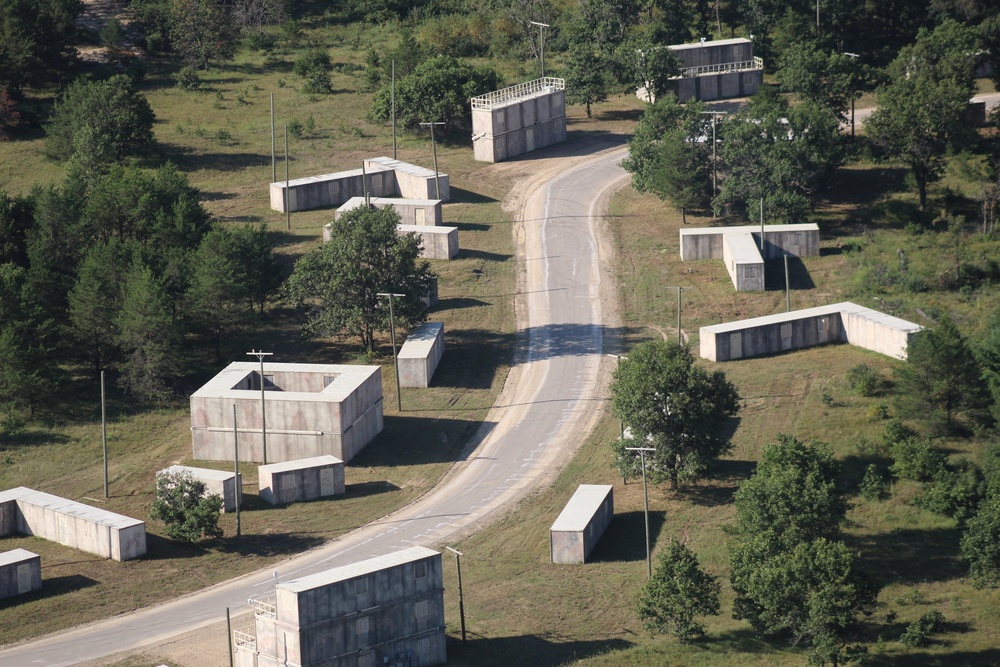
398 322 445 388
0 487 146 561
397 224 459 260
157 465 241 513
472 78 567 163
667 38 763 103
333 196 442 227
235 546 445 667
680 223 820 291
364 157 450 202
258 455 345 505
0 548 41 600
191 362 383 464
550 484 614 564
699 302 922 362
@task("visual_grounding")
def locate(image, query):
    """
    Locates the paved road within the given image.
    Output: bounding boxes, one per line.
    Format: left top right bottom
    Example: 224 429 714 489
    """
0 147 631 666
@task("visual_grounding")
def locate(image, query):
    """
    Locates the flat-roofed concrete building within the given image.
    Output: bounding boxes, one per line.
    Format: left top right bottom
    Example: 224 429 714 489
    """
0 548 41 600
332 196 443 226
700 302 922 362
364 157 450 202
397 224 459 260
680 223 820 291
398 322 444 388
472 78 567 162
235 546 445 667
667 38 763 102
190 362 383 464
157 465 242 513
0 487 146 561
550 484 614 564
258 455 345 505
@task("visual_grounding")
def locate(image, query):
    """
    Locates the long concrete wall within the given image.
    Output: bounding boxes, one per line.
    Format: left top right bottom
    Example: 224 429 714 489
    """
673 70 762 103
270 165 397 213
333 196 442 226
699 302 922 362
472 82 567 163
0 487 146 561
157 465 241 513
550 485 614 564
364 157 450 202
669 38 753 68
258 455 345 505
0 549 41 600
398 322 445 388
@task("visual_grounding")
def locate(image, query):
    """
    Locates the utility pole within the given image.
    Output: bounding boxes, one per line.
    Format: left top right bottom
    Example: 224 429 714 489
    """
530 21 549 78
784 254 791 312
101 370 108 499
606 354 629 439
391 60 397 160
246 350 273 463
844 53 860 139
445 546 467 643
759 198 765 251
665 286 686 345
270 93 275 183
816 0 820 36
377 292 405 411
626 446 656 579
233 403 241 537
226 607 234 667
419 122 444 199
284 125 290 231
699 111 724 213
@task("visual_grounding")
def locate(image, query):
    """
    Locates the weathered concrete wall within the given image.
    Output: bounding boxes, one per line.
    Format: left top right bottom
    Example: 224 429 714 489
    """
248 547 446 667
157 465 241 513
0 549 41 600
0 487 146 561
472 85 567 163
333 196 442 227
398 322 445 388
270 165 396 213
398 224 459 260
550 485 614 564
258 455 345 505
672 69 763 103
699 302 922 362
722 232 765 291
364 157 450 202
669 38 753 68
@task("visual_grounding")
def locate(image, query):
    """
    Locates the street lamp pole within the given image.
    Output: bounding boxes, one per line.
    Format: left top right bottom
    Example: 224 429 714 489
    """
246 350 273 463
418 121 445 199
445 546 467 643
377 292 405 412
529 21 549 79
606 354 629 438
626 446 656 579
665 286 686 345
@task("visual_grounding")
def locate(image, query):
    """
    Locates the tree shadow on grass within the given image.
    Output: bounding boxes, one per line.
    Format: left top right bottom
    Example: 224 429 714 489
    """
445 632 633 667
0 574 98 609
587 510 666 564
846 525 965 586
431 297 490 312
344 480 400 498
866 648 1000 666
143 533 210 560
158 143 270 172
679 458 755 507
704 626 774 654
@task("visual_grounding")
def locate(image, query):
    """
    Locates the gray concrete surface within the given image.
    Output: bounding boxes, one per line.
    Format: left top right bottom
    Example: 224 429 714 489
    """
472 79 567 162
258 455 345 505
157 466 242 514
550 484 614 564
398 322 445 388
0 548 41 600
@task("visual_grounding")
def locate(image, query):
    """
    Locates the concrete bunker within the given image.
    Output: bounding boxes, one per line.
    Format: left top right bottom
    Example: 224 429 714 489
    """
190 362 383 464
667 38 763 102
398 322 445 388
327 198 460 260
472 78 567 163
0 548 42 600
157 465 242 513
550 484 614 564
0 487 146 561
699 302 922 362
235 546 446 667
258 455 345 506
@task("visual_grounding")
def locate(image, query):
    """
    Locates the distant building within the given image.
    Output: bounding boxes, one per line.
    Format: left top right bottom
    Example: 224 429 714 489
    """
235 546 446 667
667 38 763 102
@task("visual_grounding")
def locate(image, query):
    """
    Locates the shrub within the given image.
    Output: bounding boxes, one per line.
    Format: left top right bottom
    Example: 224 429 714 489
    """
867 402 891 422
899 610 945 648
846 364 881 396
293 49 331 78
287 119 304 138
859 464 887 501
150 471 223 543
915 459 984 526
891 438 946 481
175 67 202 91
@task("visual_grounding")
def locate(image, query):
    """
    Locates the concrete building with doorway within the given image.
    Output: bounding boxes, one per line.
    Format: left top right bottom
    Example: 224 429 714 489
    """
0 548 42 600
234 546 446 667
190 362 383 464
699 302 922 362
550 484 614 564
667 38 763 102
258 455 345 505
472 78 567 162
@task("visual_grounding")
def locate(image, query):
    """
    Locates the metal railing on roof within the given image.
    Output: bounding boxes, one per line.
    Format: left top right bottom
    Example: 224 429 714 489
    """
233 630 257 651
678 57 763 78
471 78 565 110
249 594 276 619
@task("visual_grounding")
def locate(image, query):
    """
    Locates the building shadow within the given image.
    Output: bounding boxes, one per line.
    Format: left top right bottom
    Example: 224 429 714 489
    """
449 187 498 204
352 417 496 467
764 255 815 292
344 480 400 498
587 510 666 564
0 574 98 609
216 532 326 558
445 632 633 666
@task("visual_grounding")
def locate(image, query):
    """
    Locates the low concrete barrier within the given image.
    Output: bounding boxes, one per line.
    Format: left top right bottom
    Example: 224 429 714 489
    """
398 224 459 260
398 322 445 388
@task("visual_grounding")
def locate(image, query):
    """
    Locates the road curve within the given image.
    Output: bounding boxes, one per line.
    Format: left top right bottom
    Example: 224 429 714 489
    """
0 145 631 666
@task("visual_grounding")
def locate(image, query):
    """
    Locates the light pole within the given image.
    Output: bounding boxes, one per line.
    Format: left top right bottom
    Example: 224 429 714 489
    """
529 21 549 79
665 286 687 345
377 292 405 412
445 546 467 643
418 121 445 199
844 52 860 138
699 111 724 215
246 350 273 464
626 446 655 579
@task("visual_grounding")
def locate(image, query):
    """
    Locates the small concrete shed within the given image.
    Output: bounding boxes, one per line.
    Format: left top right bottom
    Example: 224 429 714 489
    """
0 548 41 600
550 484 614 564
258 455 345 505
398 224 459 260
398 322 445 388
157 465 241 513
333 196 443 226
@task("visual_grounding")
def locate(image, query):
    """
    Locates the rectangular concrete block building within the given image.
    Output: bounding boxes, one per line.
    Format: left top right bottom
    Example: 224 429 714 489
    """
397 224 459 260
0 487 146 561
668 38 763 102
270 165 396 213
550 484 614 564
258 455 345 505
472 78 567 163
191 362 383 465
235 547 445 667
364 157 450 202
0 548 41 600
699 302 922 362
333 196 443 226
398 322 445 388
157 465 241 513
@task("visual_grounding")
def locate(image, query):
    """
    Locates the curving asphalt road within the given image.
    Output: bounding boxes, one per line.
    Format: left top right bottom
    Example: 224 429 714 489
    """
0 145 631 667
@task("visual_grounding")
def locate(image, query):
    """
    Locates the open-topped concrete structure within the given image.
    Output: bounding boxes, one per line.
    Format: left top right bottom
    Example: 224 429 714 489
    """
699 302 922 362
0 487 146 561
680 223 820 291
472 78 567 162
190 362 383 464
667 38 763 102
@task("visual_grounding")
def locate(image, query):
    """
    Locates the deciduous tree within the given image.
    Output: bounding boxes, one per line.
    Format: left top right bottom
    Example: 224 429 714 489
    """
962 495 1000 589
637 539 720 640
169 0 236 69
563 46 610 119
151 470 223 543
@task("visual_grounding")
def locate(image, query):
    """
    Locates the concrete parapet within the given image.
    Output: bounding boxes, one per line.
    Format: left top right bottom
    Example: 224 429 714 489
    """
0 487 146 561
398 322 444 388
0 548 41 600
398 224 459 260
364 157 450 202
258 455 345 505
699 302 922 362
190 362 383 464
157 465 241 513
550 484 614 564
